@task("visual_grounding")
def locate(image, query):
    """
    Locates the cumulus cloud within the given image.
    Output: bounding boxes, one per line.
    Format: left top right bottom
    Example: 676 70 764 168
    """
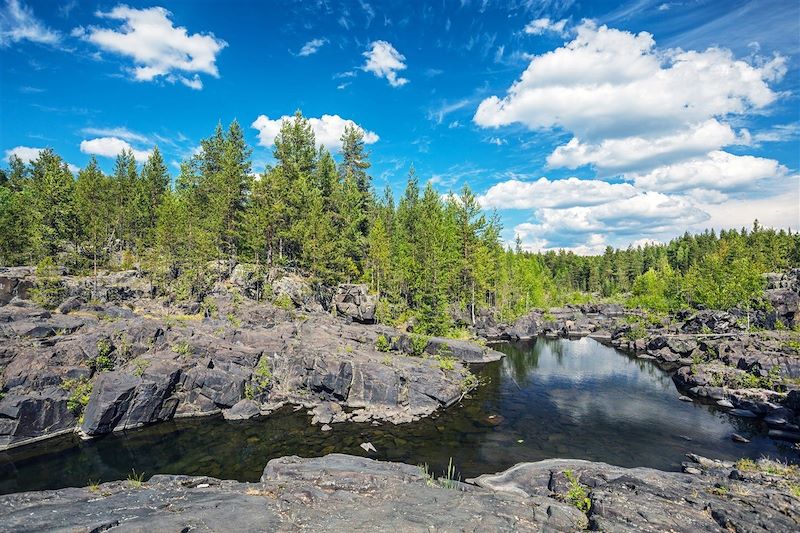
524 18 567 36
362 40 408 87
0 0 60 46
474 20 786 183
512 191 710 253
251 114 379 151
4 145 44 163
475 21 784 141
627 151 790 193
80 137 152 161
297 38 327 56
546 119 740 173
74 5 227 89
478 177 638 209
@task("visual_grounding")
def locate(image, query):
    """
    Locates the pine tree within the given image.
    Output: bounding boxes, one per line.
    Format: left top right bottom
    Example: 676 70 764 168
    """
75 157 111 294
29 148 76 261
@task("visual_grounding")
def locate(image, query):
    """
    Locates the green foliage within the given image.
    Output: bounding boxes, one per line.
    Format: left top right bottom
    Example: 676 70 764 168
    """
61 377 93 415
460 370 481 393
93 339 114 372
132 358 150 377
375 334 391 352
31 257 65 309
439 457 462 490
201 297 218 318
253 356 273 392
273 294 294 310
410 334 430 357
226 312 242 328
171 341 192 358
435 355 457 371
244 382 255 400
563 470 592 513
127 469 145 489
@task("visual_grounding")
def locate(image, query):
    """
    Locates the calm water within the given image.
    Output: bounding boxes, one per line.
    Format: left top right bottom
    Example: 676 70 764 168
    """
1 337 797 494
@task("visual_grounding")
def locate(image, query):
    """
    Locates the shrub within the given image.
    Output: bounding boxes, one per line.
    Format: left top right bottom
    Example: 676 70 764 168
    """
460 371 481 393
436 355 457 371
31 257 65 309
201 296 218 318
410 334 430 357
93 339 114 372
61 377 93 416
564 470 591 513
375 334 391 352
132 358 150 377
273 294 294 310
253 356 272 392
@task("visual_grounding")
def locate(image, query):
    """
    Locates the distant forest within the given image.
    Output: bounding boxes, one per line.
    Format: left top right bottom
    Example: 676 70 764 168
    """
1 112 798 334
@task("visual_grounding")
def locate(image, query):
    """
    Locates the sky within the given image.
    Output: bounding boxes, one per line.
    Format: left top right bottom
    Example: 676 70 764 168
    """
1 0 798 254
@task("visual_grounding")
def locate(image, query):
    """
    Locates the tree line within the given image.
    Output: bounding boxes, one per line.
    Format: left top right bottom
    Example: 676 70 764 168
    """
1 111 798 334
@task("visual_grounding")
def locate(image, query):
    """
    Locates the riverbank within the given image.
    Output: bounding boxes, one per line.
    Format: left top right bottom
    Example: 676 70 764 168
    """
479 273 800 444
0 267 501 451
1 452 797 532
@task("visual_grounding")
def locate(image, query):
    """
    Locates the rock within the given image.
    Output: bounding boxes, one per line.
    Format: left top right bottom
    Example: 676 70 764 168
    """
271 274 311 307
359 442 377 453
320 424 331 431
56 296 82 314
424 336 504 363
0 387 76 448
729 408 758 418
80 372 140 435
222 399 261 420
731 433 750 443
717 399 734 408
332 284 377 324
1 454 799 532
679 395 693 402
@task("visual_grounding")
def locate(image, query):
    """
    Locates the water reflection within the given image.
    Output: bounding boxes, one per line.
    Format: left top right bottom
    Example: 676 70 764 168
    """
0 337 797 495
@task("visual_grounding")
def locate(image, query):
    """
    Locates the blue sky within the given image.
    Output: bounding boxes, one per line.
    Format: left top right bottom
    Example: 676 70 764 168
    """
1 0 798 253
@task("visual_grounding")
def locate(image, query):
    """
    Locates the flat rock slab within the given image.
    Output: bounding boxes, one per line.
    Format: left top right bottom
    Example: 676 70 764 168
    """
1 453 797 532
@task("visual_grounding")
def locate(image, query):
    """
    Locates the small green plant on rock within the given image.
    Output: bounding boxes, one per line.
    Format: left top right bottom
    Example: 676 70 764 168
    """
61 377 93 416
127 469 145 489
439 457 462 490
244 383 255 400
735 458 758 472
381 354 392 366
564 470 592 513
88 479 101 493
460 371 481 393
436 355 457 371
132 358 150 377
253 356 273 393
93 339 114 372
375 334 391 352
171 341 192 358
273 294 294 311
226 312 242 328
201 296 218 318
410 334 430 357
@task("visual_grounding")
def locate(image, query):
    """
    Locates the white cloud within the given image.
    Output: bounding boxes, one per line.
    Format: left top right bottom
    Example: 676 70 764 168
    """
362 40 408 87
627 151 790 193
75 5 227 89
479 177 638 209
487 137 507 146
546 119 740 172
80 126 149 143
80 137 152 161
513 191 710 253
474 21 784 150
4 145 43 163
524 18 567 36
700 188 800 232
0 0 60 46
251 114 379 151
298 38 327 56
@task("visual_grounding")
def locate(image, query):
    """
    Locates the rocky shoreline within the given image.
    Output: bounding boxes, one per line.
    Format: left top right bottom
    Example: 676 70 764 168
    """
0 452 797 532
0 267 502 451
477 269 800 444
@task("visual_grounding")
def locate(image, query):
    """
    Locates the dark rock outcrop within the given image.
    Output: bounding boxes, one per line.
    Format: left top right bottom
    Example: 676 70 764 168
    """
332 284 378 323
1 453 796 532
